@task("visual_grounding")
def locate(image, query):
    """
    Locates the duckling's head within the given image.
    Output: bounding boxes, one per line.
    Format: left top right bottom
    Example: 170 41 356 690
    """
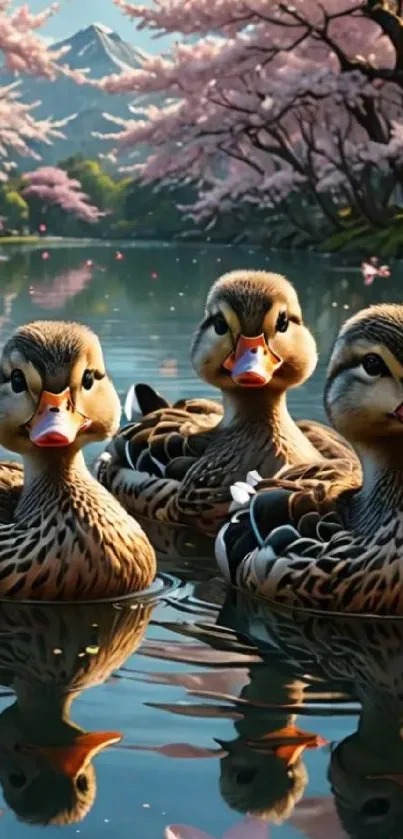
218 737 308 823
0 321 120 456
329 732 403 839
0 710 119 826
191 271 317 394
325 304 403 449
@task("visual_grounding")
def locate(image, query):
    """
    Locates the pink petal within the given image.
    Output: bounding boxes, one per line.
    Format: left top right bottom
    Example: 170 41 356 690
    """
291 797 344 839
224 817 270 839
118 742 226 758
164 826 214 839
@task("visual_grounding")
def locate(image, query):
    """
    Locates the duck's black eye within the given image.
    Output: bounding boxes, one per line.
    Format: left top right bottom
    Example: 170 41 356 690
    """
8 771 27 788
212 314 229 335
76 774 89 793
360 797 390 818
11 369 27 393
361 353 389 377
82 370 94 390
276 311 289 333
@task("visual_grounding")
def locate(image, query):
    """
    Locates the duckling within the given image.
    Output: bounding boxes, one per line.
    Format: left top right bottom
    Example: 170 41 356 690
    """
95 270 355 535
217 303 403 615
0 320 156 600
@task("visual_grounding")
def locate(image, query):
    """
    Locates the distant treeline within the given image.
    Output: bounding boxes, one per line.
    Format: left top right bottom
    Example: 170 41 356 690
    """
0 156 251 243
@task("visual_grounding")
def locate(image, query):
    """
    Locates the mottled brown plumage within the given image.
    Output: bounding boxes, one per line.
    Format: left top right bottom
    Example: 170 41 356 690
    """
217 304 403 615
95 271 354 536
0 320 156 600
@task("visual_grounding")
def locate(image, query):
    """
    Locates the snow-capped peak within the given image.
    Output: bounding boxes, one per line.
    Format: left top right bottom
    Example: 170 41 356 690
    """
93 22 113 35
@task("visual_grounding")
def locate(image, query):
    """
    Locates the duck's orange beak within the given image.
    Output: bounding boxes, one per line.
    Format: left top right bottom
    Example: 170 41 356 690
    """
22 731 122 778
29 388 91 447
223 334 281 387
248 725 328 766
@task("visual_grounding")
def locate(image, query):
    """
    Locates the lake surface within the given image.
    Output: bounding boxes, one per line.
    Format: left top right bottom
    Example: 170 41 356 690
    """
0 240 399 838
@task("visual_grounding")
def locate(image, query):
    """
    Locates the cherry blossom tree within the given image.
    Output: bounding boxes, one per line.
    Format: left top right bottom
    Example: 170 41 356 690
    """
22 167 103 223
101 0 403 239
0 1 87 180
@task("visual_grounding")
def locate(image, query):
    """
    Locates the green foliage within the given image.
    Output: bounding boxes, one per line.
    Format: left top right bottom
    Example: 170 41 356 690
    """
2 191 28 230
1 154 402 254
322 215 403 257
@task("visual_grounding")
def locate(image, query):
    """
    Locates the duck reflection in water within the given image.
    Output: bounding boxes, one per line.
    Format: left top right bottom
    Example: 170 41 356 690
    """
216 665 326 824
225 589 403 839
137 593 327 828
0 597 153 826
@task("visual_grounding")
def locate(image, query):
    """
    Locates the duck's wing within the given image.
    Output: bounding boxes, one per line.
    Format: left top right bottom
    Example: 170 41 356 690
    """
0 461 24 523
125 382 223 423
134 383 171 416
215 453 363 599
94 403 220 522
297 418 358 463
250 455 362 523
173 396 223 419
112 405 217 475
215 481 368 612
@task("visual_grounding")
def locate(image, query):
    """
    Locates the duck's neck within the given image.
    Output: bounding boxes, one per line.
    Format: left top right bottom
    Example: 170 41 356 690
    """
17 449 94 520
220 390 317 463
0 679 79 749
346 445 403 536
22 449 90 490
358 690 403 746
221 389 285 427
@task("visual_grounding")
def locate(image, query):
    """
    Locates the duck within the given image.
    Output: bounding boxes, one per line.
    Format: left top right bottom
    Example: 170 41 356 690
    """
0 320 156 600
95 270 357 536
216 303 403 616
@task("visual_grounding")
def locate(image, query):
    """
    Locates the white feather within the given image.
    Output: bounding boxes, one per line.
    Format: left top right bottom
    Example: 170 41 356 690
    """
214 523 231 581
230 483 254 507
246 470 262 487
124 385 137 421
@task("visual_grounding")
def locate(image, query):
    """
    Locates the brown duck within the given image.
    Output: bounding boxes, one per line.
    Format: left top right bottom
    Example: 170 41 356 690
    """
95 270 356 535
0 320 155 600
217 304 403 615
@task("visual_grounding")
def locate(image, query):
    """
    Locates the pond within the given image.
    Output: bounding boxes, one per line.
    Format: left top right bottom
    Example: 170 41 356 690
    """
0 240 398 838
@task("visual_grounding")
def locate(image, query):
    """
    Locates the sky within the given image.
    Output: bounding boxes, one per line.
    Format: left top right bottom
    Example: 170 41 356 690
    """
26 0 174 52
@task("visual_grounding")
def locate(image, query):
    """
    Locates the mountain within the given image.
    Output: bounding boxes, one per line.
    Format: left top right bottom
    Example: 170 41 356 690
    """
3 23 158 168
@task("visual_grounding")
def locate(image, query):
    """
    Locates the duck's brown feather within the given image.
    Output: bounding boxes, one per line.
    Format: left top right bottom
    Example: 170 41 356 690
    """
96 385 358 535
0 461 24 523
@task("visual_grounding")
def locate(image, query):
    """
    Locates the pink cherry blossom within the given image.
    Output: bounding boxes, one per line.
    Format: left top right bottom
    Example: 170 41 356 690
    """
22 167 103 223
103 0 403 231
0 1 88 179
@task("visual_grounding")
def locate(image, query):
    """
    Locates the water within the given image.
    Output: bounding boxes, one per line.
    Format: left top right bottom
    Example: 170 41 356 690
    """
0 240 398 837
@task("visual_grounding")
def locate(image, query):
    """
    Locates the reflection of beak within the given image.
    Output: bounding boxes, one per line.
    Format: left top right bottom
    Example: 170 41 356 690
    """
247 726 328 767
366 773 403 787
223 334 281 387
28 388 91 448
22 731 122 778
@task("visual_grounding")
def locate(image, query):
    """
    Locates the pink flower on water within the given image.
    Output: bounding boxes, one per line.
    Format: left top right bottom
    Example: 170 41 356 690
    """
164 818 270 839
